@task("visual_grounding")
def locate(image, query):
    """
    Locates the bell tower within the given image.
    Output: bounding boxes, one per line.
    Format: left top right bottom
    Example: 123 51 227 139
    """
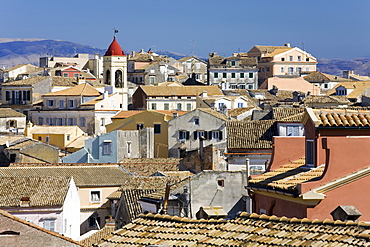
103 36 128 110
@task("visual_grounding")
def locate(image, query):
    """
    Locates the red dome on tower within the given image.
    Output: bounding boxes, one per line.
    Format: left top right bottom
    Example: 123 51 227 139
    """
104 36 125 56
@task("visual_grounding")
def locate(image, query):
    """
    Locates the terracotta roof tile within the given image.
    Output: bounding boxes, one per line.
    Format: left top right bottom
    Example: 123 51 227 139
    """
2 76 48 86
120 158 181 176
0 165 131 187
139 85 223 97
272 107 305 121
248 158 325 194
94 212 370 246
0 108 26 117
227 120 276 149
311 108 370 127
43 83 101 97
0 176 70 207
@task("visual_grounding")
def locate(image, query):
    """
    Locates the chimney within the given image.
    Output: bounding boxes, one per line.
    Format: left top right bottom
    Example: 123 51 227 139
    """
331 205 362 222
269 85 278 96
103 91 109 100
284 43 291 47
201 91 208 97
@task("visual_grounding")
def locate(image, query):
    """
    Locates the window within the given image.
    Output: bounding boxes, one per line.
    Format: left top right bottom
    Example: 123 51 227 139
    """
38 136 42 141
74 73 79 77
281 67 284 73
127 141 131 154
217 180 224 187
324 84 328 89
222 73 227 78
5 91 11 101
218 103 225 109
90 191 101 202
266 67 270 72
186 103 191 111
196 62 200 69
288 67 294 75
58 118 63 126
306 58 310 61
22 90 30 101
289 56 293 61
240 73 244 78
248 73 253 78
59 100 64 109
89 216 101 227
136 123 144 130
150 76 155 85
186 62 191 69
100 118 105 126
238 103 243 108
151 103 157 110
179 130 190 140
306 140 314 166
154 124 161 134
80 117 86 127
103 141 112 155
287 125 300 136
67 135 70 141
45 136 49 143
297 67 302 74
281 57 285 61
297 56 302 61
69 99 76 108
9 153 16 163
164 103 169 110
214 72 218 78
194 117 200 125
6 120 16 128
177 103 182 110
63 73 68 77
231 61 236 66
239 85 246 89
231 73 236 78
38 117 44 125
248 84 254 89
43 219 56 232
48 100 55 107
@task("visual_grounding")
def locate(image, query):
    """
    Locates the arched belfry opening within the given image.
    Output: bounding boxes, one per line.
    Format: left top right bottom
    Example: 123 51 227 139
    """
105 70 111 85
115 70 123 87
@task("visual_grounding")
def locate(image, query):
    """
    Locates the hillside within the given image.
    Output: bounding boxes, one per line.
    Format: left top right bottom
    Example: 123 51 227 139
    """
0 39 106 68
0 39 369 77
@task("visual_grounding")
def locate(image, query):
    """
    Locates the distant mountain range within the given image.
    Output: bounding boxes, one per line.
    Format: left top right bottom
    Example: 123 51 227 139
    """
1 39 370 77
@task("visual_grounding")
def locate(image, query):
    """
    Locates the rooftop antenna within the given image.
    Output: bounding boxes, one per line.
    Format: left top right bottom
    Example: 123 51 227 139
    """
302 42 305 51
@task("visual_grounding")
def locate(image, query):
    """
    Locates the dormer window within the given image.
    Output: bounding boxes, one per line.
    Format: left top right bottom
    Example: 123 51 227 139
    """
194 117 200 125
336 86 347 96
231 61 236 66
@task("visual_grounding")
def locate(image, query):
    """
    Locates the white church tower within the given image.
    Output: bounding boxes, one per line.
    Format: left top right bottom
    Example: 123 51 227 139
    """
103 36 128 110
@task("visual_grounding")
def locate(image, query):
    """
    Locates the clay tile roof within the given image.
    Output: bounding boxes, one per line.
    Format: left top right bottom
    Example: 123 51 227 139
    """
0 165 131 187
227 107 257 117
43 83 101 97
104 37 125 56
51 76 78 86
139 85 223 97
94 212 370 246
198 108 229 121
2 76 48 86
272 107 305 122
303 95 350 105
0 176 70 207
311 108 370 127
120 158 181 176
112 110 143 119
248 158 326 194
304 71 353 83
227 120 276 149
0 108 26 118
79 225 115 246
326 81 370 99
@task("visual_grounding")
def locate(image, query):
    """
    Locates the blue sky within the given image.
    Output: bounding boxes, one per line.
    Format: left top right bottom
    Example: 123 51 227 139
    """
3 0 370 59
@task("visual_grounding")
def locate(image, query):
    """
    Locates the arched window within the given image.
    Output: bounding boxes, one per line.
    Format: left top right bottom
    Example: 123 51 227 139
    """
105 70 111 85
115 70 123 87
